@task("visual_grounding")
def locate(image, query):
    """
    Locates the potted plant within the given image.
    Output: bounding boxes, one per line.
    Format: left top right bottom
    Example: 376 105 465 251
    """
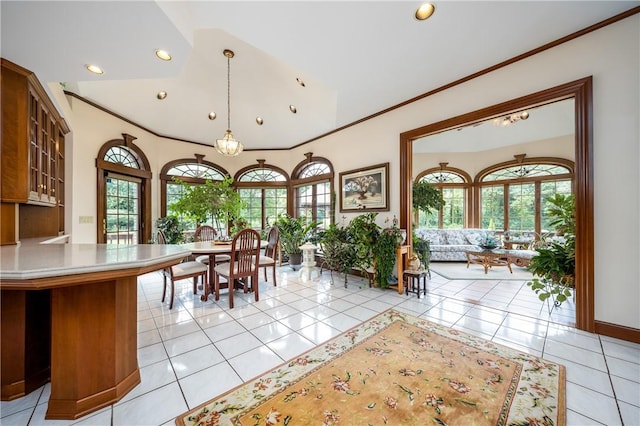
317 223 357 286
347 212 380 284
373 219 404 288
412 180 445 217
170 177 245 237
155 215 185 244
526 194 575 312
411 181 444 274
274 214 319 270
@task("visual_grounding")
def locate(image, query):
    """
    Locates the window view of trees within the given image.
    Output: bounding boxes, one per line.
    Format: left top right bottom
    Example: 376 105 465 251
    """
417 159 573 236
105 174 139 244
237 167 288 230
160 160 228 237
417 169 468 229
293 160 333 230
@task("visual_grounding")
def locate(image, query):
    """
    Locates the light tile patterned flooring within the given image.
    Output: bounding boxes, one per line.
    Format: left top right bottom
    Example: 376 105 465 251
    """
2 264 639 425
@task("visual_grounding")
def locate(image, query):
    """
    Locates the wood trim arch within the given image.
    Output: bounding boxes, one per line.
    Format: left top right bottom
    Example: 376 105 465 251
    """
159 155 231 217
474 157 575 182
415 166 473 227
96 134 152 244
400 77 594 332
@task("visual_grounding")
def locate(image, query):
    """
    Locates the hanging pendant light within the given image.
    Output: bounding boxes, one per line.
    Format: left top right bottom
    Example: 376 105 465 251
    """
215 49 244 156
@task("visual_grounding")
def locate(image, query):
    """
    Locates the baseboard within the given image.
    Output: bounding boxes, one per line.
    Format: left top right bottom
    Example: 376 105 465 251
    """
594 320 640 344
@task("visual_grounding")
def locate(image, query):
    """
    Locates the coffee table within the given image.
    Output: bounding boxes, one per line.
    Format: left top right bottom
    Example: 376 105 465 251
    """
465 249 513 274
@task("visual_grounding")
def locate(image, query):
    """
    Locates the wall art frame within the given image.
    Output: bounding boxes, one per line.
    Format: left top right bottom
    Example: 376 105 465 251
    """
339 162 389 212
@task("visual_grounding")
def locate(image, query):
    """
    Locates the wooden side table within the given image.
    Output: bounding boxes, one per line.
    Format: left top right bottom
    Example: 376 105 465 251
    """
403 270 428 298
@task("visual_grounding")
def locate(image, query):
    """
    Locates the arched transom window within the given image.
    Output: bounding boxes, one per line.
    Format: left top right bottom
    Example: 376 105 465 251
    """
104 145 141 168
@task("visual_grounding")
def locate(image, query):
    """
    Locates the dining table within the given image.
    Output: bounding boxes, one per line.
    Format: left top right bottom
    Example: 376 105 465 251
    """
180 240 267 301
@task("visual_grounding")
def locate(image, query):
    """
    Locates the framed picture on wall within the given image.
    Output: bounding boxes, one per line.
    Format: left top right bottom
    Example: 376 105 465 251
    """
339 162 389 212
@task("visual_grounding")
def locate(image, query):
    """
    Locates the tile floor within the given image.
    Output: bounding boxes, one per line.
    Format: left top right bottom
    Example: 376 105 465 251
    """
1 264 639 425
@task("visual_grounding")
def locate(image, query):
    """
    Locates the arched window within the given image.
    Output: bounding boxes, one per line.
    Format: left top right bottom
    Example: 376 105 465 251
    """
291 154 334 230
160 155 228 237
96 133 152 244
234 160 289 230
476 155 574 235
415 163 471 229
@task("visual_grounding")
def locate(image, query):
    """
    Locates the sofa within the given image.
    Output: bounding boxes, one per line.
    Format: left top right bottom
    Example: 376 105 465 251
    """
415 228 495 262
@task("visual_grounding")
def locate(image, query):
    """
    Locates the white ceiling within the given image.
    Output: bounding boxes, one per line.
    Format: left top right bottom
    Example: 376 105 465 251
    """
1 1 637 151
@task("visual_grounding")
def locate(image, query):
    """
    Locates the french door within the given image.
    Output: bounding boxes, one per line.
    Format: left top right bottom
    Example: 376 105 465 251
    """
103 173 141 244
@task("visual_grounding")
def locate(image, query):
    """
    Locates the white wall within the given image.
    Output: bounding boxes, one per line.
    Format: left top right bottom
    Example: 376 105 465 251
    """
413 136 575 179
52 15 639 329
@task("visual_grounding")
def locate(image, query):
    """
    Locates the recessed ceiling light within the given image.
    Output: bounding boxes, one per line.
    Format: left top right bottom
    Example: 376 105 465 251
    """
155 49 172 61
289 105 297 114
208 112 217 120
85 64 104 75
415 2 436 20
296 77 306 87
157 91 167 100
256 117 264 125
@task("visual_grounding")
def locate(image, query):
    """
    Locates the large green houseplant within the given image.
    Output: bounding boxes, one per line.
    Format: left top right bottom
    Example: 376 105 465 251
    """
169 177 245 236
317 223 357 286
274 214 319 270
155 215 185 244
411 181 445 271
526 194 575 312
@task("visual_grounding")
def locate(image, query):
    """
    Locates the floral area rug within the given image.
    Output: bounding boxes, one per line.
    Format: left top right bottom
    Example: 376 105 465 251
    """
177 310 565 426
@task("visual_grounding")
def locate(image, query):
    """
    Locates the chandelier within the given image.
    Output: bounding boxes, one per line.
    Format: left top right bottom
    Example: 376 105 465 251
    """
492 111 529 127
215 49 244 157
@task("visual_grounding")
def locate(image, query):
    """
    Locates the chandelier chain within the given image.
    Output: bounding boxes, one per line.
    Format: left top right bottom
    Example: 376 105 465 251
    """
226 54 231 130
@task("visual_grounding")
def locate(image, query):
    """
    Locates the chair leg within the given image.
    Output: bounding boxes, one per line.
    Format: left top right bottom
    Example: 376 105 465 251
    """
253 275 259 302
271 266 277 286
228 279 234 309
214 273 220 301
263 267 267 282
161 274 167 302
169 281 175 309
193 277 198 294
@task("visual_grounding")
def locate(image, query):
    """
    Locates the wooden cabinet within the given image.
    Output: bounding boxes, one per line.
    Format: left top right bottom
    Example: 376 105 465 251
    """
1 59 69 244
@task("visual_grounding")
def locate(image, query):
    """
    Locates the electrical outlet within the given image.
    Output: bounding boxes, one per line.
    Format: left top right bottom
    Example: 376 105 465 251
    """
79 216 94 224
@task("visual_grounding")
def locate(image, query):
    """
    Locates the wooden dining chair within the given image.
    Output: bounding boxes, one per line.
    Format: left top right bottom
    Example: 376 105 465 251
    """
194 225 231 266
257 226 279 285
213 228 261 309
156 230 208 309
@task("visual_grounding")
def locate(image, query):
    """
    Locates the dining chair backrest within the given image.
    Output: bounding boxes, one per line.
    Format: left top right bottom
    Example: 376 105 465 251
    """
155 229 207 309
194 225 217 242
264 226 279 259
229 228 261 279
156 229 168 245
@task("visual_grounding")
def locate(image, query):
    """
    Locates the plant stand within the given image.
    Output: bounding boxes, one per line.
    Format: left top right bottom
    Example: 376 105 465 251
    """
299 243 320 281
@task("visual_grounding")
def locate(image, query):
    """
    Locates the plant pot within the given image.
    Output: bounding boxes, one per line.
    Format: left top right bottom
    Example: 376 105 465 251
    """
288 253 303 270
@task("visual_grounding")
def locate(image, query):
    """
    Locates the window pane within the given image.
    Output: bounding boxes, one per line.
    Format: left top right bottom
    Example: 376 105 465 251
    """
239 188 263 229
541 179 572 233
296 185 313 218
481 186 504 229
264 188 287 228
442 187 464 229
315 181 331 230
508 183 535 231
